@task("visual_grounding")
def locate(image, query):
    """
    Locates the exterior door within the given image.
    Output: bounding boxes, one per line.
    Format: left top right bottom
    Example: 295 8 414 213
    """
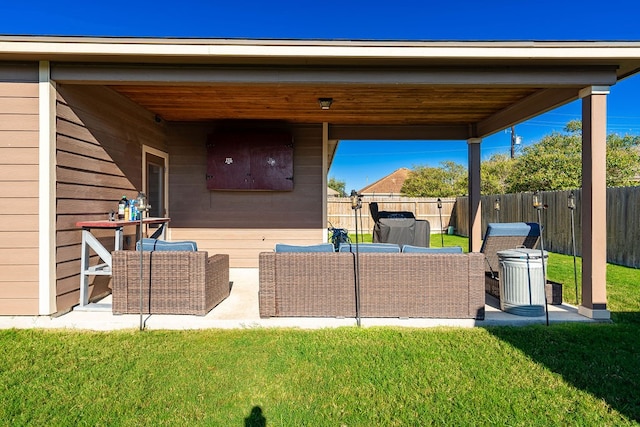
143 146 168 218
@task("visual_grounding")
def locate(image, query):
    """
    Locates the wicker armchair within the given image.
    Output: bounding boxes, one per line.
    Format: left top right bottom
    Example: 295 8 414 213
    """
112 251 230 315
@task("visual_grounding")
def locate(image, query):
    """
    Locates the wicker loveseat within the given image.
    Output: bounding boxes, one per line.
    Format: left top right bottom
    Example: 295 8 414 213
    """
259 246 485 319
112 243 230 316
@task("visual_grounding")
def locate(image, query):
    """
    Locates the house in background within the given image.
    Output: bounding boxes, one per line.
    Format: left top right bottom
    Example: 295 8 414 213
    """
359 167 410 198
1 36 638 321
327 187 341 197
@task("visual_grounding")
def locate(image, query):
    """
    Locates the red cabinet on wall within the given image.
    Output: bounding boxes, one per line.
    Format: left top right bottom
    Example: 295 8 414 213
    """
206 131 294 191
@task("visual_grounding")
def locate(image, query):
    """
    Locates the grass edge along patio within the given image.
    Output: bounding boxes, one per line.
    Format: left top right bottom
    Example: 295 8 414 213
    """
1 247 639 425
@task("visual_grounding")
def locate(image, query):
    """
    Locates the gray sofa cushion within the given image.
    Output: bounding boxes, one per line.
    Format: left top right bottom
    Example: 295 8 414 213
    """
275 243 335 253
338 243 401 253
402 245 463 253
136 238 198 252
483 222 540 238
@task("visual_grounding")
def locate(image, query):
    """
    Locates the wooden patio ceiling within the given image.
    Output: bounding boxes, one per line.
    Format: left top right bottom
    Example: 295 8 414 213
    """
97 63 617 139
109 83 540 126
35 39 634 139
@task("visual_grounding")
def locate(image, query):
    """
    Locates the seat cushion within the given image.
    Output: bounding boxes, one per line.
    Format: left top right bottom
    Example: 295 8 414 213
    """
484 222 540 238
402 245 463 253
338 243 401 253
136 238 198 252
274 243 335 252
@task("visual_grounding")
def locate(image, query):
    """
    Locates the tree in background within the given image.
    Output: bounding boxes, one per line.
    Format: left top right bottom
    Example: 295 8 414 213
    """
328 176 346 196
481 153 515 194
401 161 467 197
506 125 582 192
399 120 640 197
606 132 640 187
506 120 640 192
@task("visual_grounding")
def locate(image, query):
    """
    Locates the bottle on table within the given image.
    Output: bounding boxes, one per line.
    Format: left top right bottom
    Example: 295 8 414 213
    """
130 199 138 221
134 200 141 220
118 196 128 220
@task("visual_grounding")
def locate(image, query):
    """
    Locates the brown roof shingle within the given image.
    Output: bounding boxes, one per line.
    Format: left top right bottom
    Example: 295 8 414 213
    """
359 168 410 195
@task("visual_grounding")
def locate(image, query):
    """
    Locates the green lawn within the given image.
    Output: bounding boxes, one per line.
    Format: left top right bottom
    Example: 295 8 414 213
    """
1 234 639 426
347 232 467 248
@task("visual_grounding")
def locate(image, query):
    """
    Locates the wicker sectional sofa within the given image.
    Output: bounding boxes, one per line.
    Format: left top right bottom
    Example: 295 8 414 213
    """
259 249 485 319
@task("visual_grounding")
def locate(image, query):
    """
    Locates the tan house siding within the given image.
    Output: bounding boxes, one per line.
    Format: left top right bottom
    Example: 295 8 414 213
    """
55 84 167 312
0 64 40 314
168 123 324 267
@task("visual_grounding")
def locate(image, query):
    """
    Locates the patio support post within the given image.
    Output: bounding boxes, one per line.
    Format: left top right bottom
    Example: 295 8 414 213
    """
38 61 57 315
579 86 610 320
467 138 482 252
322 122 329 243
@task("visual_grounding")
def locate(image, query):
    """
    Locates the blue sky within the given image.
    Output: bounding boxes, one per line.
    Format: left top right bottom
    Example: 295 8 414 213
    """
333 79 640 191
3 0 640 191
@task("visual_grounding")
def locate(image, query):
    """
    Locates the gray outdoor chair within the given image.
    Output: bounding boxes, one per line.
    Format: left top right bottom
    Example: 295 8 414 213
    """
480 222 540 298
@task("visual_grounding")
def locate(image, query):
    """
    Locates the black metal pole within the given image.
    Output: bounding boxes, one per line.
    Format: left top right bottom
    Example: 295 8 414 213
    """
354 208 361 327
437 198 444 247
139 210 144 331
570 208 579 305
137 192 149 331
350 190 361 327
536 208 549 327
359 204 365 245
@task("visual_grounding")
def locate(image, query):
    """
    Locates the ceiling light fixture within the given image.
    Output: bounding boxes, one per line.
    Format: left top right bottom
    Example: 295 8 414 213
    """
318 98 333 110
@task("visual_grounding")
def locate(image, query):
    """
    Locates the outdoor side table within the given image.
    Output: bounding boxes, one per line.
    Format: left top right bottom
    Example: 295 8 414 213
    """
76 217 170 306
497 248 548 317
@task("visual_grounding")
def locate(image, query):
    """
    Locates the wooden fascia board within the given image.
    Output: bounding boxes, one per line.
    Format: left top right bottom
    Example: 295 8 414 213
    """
617 65 640 81
327 139 339 171
475 87 580 137
0 62 39 81
50 63 619 86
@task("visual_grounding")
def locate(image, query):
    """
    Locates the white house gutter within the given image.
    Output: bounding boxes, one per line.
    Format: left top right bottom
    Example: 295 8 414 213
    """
1 38 640 62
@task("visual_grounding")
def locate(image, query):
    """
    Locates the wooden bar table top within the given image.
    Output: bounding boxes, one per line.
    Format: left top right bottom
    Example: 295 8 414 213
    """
76 217 171 228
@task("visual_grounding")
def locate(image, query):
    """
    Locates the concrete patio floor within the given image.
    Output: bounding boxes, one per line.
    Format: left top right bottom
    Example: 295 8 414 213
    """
0 268 600 331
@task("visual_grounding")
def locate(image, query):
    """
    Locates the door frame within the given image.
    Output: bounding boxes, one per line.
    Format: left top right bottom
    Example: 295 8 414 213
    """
142 145 169 219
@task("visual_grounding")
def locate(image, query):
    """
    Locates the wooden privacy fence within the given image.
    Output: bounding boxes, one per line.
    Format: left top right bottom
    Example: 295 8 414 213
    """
327 197 456 235
456 186 640 268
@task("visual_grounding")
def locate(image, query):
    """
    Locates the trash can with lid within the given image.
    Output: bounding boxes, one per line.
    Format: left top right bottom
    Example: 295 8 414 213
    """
497 249 548 317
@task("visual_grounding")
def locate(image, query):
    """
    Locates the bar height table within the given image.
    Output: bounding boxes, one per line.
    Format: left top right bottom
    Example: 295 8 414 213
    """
76 217 170 306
